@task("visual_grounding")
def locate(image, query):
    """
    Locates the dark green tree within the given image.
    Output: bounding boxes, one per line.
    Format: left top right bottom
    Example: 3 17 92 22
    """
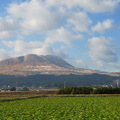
10 86 16 91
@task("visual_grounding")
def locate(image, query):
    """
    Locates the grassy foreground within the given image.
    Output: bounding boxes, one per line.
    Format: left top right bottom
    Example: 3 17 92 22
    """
0 96 120 120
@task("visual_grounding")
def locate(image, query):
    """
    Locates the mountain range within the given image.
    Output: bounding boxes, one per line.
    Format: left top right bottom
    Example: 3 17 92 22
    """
0 54 120 88
0 54 118 76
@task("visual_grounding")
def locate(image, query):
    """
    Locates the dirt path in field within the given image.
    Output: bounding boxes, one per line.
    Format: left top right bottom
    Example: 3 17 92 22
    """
0 96 48 102
1 94 120 102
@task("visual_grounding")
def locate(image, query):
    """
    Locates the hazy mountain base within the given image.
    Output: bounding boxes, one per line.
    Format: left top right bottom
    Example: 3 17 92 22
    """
0 73 119 88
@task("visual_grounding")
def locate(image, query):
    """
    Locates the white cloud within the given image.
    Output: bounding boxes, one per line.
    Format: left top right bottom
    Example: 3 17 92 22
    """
61 0 120 13
5 0 119 36
2 39 68 59
6 0 118 36
67 12 92 32
7 0 61 35
0 31 12 39
91 19 113 34
45 27 83 46
2 26 83 55
32 45 54 56
0 17 18 39
3 40 42 52
88 36 118 67
32 45 68 58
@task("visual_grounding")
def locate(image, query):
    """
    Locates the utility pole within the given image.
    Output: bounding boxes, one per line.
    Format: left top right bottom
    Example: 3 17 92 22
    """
115 79 120 87
64 81 66 88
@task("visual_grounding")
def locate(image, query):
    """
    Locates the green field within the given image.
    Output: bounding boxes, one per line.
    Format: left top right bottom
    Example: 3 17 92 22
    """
0 96 120 120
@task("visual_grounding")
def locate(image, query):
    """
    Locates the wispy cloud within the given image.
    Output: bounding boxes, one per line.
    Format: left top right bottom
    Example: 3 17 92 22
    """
91 19 113 34
88 36 118 68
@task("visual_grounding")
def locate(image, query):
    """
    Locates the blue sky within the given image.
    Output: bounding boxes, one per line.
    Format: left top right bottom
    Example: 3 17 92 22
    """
0 0 120 71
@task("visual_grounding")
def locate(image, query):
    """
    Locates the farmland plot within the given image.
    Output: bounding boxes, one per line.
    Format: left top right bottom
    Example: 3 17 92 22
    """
0 97 120 120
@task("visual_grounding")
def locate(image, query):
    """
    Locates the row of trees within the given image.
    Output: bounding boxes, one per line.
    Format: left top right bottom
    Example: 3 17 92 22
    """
93 87 120 94
58 86 120 94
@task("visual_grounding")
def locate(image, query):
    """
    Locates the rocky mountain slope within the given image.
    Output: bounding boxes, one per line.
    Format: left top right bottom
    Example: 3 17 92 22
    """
0 54 119 76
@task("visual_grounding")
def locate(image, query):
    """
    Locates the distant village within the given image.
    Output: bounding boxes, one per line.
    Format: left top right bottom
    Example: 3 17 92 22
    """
0 79 120 92
0 86 30 92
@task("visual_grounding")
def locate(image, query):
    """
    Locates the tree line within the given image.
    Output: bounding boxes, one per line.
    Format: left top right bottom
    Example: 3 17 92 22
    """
57 86 120 94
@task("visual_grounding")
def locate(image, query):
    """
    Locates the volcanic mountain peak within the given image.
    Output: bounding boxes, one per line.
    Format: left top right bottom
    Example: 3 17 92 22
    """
0 54 118 76
24 54 46 63
0 54 72 68
0 54 74 75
